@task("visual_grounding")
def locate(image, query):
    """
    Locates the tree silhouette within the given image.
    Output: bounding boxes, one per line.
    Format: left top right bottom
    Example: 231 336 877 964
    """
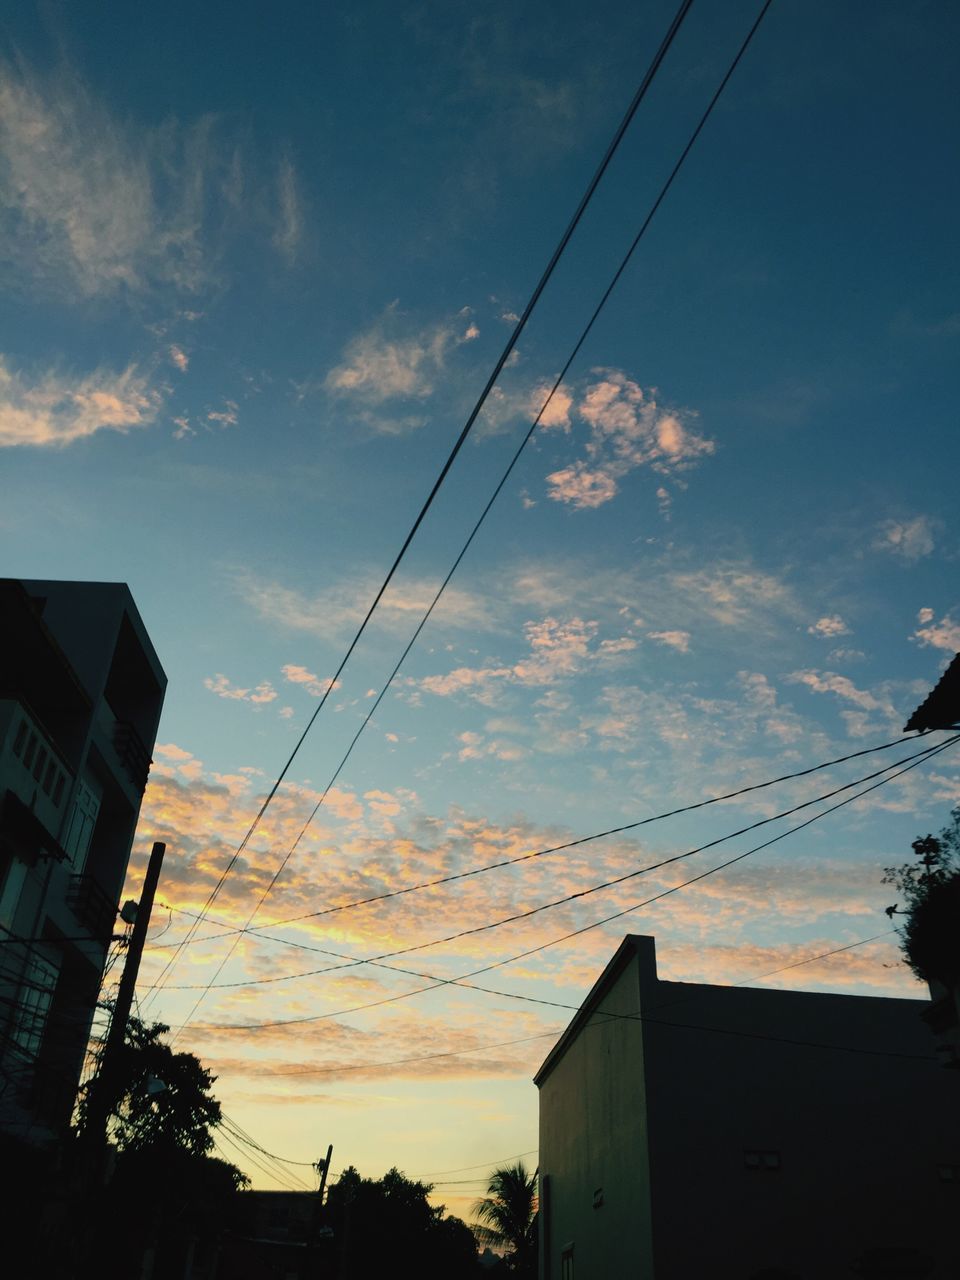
76 1016 246 1280
883 807 960 985
472 1160 538 1276
324 1166 480 1279
79 1015 223 1155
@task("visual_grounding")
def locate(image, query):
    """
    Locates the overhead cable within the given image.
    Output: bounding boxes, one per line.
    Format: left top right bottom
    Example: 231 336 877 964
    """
148 729 931 953
162 736 951 992
145 0 698 1006
161 0 778 1034
186 734 955 1029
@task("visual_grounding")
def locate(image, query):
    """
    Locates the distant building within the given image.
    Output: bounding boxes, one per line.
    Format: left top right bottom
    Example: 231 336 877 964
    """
217 1189 322 1280
535 934 960 1280
0 579 165 1147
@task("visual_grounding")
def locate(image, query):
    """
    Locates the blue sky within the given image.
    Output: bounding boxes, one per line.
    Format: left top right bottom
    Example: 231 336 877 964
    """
2 0 958 1204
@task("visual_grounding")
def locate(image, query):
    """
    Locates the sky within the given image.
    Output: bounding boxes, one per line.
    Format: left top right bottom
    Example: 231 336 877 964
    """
1 0 959 1213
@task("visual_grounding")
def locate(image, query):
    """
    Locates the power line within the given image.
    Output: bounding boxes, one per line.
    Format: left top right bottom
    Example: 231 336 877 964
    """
214 1128 308 1192
213 930 898 1082
159 736 951 993
145 0 698 1009
161 0 778 1035
413 1151 539 1179
187 735 954 1031
220 1112 317 1177
147 730 932 954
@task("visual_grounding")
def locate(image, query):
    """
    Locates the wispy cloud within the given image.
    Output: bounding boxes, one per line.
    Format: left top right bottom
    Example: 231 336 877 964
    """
204 673 278 704
787 669 890 714
913 608 960 653
281 664 340 697
272 157 302 262
0 57 302 299
169 345 189 372
417 616 637 702
207 400 239 428
323 306 479 415
668 567 799 631
647 629 691 653
236 571 500 641
0 356 161 448
875 515 937 561
808 615 850 638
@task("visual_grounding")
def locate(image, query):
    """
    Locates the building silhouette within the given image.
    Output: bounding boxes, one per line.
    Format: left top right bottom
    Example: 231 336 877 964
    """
535 934 960 1280
0 579 165 1148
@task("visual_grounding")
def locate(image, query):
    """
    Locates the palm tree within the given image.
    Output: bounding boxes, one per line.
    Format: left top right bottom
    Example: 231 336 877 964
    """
472 1159 538 1276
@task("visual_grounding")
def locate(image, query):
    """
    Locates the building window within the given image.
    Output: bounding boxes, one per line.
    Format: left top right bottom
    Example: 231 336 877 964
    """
561 1244 574 1280
744 1148 781 1171
42 759 57 797
8 952 60 1060
52 774 65 808
32 744 48 783
22 731 37 771
12 720 28 757
64 779 101 872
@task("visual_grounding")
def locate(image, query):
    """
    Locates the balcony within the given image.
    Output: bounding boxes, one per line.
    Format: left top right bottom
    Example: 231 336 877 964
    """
65 873 116 941
112 719 152 794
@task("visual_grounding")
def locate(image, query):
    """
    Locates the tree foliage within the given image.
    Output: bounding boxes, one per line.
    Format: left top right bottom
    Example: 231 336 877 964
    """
76 1016 247 1280
882 807 960 985
79 1016 224 1156
471 1160 538 1276
324 1165 480 1279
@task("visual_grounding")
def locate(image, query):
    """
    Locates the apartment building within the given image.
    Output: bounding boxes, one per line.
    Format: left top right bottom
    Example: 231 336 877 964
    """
0 579 165 1146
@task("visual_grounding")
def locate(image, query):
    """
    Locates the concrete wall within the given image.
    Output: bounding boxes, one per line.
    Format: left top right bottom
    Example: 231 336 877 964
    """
537 936 960 1280
538 948 654 1280
642 977 960 1280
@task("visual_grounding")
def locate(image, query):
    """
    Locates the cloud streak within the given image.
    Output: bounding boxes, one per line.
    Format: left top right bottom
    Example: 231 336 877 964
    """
0 356 161 448
0 56 302 299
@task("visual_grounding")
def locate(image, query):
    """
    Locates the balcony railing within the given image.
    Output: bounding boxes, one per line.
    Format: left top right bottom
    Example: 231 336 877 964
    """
65 873 116 941
112 720 152 794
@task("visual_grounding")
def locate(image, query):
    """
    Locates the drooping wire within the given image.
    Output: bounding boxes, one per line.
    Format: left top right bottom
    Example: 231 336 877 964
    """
161 0 778 1038
161 736 951 993
147 729 931 954
144 0 698 1008
187 734 955 1030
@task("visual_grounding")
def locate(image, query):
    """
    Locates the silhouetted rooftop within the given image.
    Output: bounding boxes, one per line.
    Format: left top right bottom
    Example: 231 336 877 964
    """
904 652 960 731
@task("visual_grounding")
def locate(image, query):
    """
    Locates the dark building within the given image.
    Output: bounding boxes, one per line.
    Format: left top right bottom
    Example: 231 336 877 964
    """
536 934 960 1280
0 579 165 1147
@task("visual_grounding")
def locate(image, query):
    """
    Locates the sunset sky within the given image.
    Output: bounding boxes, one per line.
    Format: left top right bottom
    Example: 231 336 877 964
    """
2 0 958 1212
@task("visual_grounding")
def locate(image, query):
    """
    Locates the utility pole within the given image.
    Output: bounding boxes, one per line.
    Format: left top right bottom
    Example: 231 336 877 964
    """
317 1143 334 1202
83 840 166 1154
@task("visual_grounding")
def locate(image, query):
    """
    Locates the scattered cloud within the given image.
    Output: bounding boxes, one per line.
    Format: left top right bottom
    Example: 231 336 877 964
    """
827 647 865 664
783 670 890 711
236 571 500 641
324 306 475 412
281 664 339 697
417 616 636 702
913 610 960 653
647 630 691 653
207 400 238 427
169 345 189 373
204 673 278 704
808 615 850 638
545 370 714 509
875 515 937 561
272 156 302 261
669 567 798 631
0 356 161 448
